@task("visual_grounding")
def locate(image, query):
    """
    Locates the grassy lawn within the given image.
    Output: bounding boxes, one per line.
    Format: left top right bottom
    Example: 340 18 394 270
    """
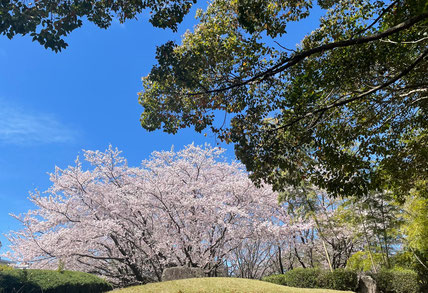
110 277 355 293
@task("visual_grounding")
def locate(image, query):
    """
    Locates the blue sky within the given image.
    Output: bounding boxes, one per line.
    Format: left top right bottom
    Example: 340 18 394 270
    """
0 4 321 256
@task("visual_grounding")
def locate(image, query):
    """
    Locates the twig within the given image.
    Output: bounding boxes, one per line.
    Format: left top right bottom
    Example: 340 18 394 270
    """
273 41 296 53
351 0 400 38
380 36 428 44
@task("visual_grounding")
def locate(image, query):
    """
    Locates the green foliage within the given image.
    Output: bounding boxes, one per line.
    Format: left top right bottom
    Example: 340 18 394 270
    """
0 268 112 293
317 269 358 291
263 268 358 291
389 251 428 292
140 0 428 200
0 0 197 51
400 186 428 287
346 251 385 272
372 269 421 293
283 268 320 288
390 251 415 270
261 274 287 286
0 270 40 293
0 264 13 272
57 259 65 273
403 192 428 253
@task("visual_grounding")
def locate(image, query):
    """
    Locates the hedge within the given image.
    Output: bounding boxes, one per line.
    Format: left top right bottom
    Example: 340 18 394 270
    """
262 268 358 291
263 268 423 293
283 268 320 288
261 274 287 286
371 269 421 293
318 269 359 291
0 269 112 293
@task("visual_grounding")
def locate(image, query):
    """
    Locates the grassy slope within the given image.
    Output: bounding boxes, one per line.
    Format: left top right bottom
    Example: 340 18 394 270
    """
111 277 355 293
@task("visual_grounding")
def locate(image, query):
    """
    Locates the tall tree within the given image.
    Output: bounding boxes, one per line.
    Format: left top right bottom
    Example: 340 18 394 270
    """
139 0 428 199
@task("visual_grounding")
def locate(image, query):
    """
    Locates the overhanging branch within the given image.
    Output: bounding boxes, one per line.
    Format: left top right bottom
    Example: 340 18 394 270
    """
187 12 428 97
269 47 428 132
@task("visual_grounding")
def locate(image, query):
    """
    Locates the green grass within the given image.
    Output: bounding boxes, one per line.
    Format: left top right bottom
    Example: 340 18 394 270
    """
111 277 355 293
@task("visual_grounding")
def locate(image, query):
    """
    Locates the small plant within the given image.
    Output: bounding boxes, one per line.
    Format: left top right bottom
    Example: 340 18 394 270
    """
57 259 65 273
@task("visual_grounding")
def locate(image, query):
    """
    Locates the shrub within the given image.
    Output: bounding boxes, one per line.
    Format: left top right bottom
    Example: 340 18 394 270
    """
263 268 358 291
372 268 421 293
0 269 112 293
283 268 320 288
261 274 287 286
318 269 358 291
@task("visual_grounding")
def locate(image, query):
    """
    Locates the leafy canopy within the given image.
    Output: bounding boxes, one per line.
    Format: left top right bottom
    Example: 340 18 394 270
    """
139 0 428 199
0 0 196 51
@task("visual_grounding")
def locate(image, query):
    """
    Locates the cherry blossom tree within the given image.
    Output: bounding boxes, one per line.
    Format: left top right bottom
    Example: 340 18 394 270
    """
272 187 365 272
6 144 308 286
224 187 366 277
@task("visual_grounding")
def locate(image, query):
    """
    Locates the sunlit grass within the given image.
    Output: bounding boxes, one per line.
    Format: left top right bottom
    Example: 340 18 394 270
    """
110 277 355 293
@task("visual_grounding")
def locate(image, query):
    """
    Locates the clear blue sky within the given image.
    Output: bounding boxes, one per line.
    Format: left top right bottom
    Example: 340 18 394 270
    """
0 4 321 256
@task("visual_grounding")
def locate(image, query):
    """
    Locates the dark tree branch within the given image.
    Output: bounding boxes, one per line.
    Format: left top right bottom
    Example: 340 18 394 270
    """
186 12 428 97
73 253 125 261
269 47 428 132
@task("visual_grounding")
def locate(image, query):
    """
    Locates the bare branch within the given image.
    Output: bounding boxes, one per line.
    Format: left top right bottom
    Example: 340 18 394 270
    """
73 253 126 261
380 36 428 44
399 88 428 97
273 41 296 53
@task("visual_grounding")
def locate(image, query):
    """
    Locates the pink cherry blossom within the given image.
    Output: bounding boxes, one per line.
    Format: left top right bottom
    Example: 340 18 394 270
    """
6 144 306 286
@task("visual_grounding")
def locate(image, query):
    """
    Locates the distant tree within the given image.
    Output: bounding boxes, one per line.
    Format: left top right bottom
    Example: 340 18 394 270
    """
228 186 371 275
6 144 306 286
345 192 403 270
139 0 428 199
228 239 279 279
280 186 364 271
